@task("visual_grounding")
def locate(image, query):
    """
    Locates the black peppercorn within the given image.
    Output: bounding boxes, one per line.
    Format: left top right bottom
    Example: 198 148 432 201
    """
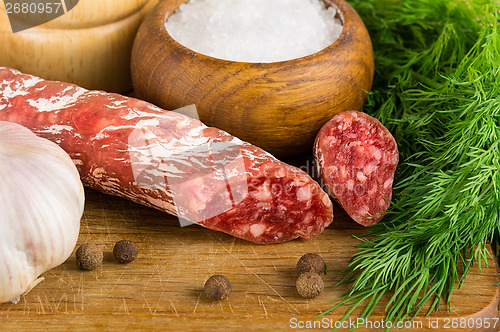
76 243 103 270
296 253 326 275
204 275 231 300
113 240 138 264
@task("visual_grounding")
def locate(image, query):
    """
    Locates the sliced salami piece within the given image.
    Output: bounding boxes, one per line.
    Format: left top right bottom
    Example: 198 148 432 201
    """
314 111 398 226
0 67 333 244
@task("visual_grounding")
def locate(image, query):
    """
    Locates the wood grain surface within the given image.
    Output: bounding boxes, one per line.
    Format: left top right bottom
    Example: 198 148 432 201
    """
131 0 374 157
1 187 498 331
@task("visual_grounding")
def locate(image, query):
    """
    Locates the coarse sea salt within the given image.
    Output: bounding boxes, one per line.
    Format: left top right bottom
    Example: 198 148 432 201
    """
165 0 343 63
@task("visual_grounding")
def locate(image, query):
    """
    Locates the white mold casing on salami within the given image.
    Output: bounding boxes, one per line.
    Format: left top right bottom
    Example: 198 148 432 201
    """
314 111 398 226
0 67 333 244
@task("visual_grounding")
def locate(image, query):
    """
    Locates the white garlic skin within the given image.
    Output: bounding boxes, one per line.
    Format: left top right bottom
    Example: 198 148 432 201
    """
0 121 84 303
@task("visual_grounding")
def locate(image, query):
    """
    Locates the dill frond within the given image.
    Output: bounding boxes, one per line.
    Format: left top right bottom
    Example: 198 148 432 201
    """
325 0 500 327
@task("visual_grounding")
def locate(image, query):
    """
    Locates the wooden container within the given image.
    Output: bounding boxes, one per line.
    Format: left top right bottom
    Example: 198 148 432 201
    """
0 0 158 93
40 0 152 29
131 0 374 157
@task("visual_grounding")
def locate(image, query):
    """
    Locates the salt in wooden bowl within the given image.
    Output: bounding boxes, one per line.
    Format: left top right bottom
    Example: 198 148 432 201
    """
131 0 374 157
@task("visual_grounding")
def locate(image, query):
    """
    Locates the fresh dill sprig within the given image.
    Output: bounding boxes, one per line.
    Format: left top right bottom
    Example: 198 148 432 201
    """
321 0 500 327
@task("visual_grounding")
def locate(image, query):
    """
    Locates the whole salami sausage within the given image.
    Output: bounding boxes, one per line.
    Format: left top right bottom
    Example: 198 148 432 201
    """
0 67 333 244
314 111 398 226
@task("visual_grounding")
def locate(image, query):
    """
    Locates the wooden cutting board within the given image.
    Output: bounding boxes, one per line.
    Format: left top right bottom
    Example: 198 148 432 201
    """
1 188 499 331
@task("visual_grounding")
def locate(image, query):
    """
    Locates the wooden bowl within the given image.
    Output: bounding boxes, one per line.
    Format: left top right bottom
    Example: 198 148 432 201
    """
131 0 374 157
40 0 152 29
0 0 158 93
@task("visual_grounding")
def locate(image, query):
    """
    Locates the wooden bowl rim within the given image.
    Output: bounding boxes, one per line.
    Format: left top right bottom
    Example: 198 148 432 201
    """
153 0 363 68
37 0 152 30
0 1 150 33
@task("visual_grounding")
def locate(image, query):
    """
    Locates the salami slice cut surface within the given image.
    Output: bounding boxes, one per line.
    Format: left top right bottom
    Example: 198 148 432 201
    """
0 67 333 244
314 111 398 226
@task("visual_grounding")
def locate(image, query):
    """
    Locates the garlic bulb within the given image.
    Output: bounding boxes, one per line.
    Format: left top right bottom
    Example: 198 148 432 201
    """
0 121 84 304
